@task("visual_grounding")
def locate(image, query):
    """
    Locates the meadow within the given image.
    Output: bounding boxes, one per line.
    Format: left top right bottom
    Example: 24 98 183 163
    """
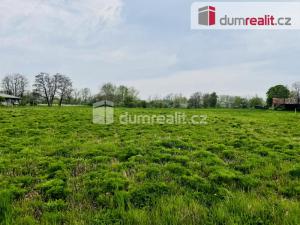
0 107 300 225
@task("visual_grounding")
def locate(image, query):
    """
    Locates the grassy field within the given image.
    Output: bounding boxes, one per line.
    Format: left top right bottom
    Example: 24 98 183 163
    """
0 107 300 225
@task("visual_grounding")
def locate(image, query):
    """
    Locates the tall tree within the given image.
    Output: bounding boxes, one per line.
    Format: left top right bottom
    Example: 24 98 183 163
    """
98 83 139 106
172 94 187 108
56 74 73 106
99 83 116 101
233 96 249 108
266 85 290 107
72 89 81 104
1 74 28 97
33 73 59 107
203 94 210 108
116 85 129 105
123 87 139 107
203 92 218 108
188 92 203 108
209 92 218 108
249 96 264 108
80 88 92 104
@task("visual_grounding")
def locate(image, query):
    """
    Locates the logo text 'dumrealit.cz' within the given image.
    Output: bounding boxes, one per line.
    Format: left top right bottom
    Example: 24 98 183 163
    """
192 2 300 30
198 6 215 26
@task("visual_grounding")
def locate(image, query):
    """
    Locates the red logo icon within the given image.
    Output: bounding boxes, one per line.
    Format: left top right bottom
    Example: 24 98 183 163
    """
198 6 216 26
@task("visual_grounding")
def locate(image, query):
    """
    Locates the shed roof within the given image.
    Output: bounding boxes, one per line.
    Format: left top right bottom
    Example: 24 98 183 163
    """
0 93 21 99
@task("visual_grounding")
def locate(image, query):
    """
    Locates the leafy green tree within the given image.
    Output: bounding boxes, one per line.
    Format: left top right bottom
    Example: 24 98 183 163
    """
188 92 202 108
97 83 139 107
249 96 264 108
266 85 290 107
202 92 218 108
203 94 210 108
209 92 218 108
119 86 139 107
233 97 249 108
136 100 147 108
173 94 188 108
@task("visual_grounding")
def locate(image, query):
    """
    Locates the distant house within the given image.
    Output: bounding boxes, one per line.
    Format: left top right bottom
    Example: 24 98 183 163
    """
272 98 300 110
0 93 21 106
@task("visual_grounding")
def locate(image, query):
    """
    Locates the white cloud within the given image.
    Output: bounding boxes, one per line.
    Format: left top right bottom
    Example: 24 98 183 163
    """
0 0 123 43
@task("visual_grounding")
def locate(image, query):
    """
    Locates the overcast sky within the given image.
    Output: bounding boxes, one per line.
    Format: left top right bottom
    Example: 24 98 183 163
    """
0 0 299 99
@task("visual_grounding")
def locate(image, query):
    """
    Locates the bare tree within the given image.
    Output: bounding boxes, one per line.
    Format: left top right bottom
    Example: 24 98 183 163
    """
33 73 59 107
292 82 300 104
115 85 128 104
56 74 73 106
80 88 91 104
71 89 81 104
65 88 74 104
1 74 28 97
98 83 116 101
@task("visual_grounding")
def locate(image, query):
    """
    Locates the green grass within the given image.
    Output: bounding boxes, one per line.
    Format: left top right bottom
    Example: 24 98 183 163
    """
0 107 300 224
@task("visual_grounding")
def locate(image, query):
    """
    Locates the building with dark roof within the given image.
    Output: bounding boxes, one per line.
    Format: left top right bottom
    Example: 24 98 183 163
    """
0 93 21 106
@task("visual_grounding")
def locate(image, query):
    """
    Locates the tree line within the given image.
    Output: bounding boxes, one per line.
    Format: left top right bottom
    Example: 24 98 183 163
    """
1 73 299 108
0 73 140 107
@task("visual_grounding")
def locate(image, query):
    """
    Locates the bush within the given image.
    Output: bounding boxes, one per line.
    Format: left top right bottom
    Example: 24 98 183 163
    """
129 183 171 208
281 185 300 198
159 139 195 150
209 168 241 185
289 166 300 178
180 175 209 191
164 163 190 176
36 179 69 200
